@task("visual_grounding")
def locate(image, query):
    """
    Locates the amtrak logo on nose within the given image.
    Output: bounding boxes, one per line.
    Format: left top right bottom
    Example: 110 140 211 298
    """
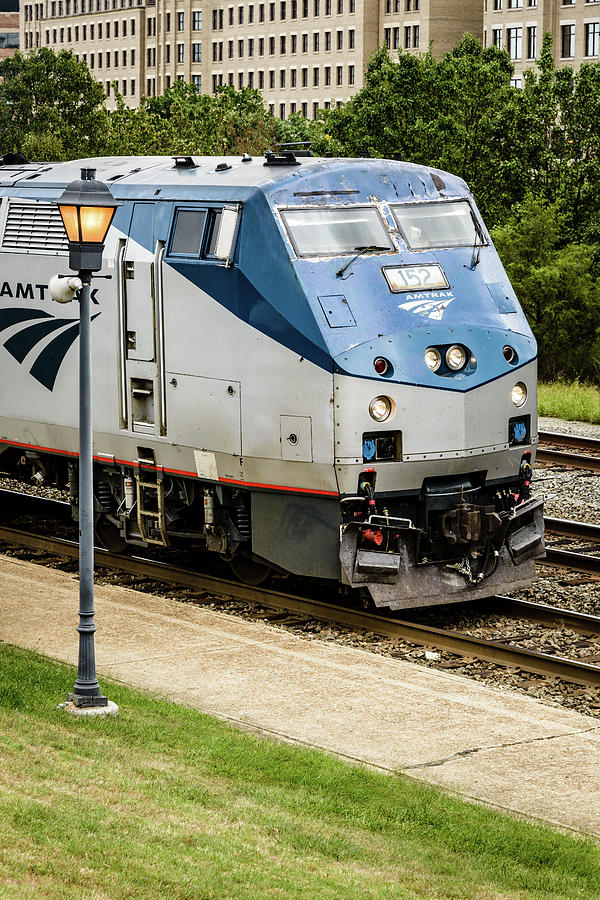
398 294 455 321
0 307 100 391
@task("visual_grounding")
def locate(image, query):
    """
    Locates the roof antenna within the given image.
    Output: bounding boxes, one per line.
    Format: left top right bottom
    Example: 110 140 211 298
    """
172 156 198 169
274 141 314 158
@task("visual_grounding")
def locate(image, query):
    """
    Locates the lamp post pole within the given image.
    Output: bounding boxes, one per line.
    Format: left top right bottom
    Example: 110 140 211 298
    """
68 269 108 708
53 167 121 716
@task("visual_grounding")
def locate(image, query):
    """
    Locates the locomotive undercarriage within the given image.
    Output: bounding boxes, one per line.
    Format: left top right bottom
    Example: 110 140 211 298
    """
339 462 545 609
2 447 544 608
88 466 254 557
0 447 258 566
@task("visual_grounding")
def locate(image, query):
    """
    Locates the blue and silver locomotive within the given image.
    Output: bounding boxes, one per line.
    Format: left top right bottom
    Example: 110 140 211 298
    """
0 151 544 608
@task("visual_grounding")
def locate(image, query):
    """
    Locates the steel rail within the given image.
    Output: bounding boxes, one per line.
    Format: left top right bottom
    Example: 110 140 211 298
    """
491 595 600 635
535 448 600 470
542 547 600 575
544 516 600 543
538 430 600 452
537 431 600 470
1 524 600 687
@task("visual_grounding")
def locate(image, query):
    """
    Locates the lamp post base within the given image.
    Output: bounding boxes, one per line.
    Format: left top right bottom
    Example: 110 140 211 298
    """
64 698 119 718
67 691 109 708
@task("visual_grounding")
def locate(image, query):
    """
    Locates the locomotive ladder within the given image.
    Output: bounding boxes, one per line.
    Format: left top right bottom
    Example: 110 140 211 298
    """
135 465 169 546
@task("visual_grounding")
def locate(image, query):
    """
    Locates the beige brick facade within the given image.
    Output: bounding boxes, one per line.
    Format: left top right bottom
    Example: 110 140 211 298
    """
381 0 482 58
18 1 600 113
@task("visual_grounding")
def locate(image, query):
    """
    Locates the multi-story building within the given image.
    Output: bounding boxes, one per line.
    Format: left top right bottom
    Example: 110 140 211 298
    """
19 1 600 114
483 0 600 86
1 0 20 60
22 0 380 114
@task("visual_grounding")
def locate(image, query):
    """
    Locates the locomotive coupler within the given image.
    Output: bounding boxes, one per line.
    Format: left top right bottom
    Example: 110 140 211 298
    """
440 502 502 545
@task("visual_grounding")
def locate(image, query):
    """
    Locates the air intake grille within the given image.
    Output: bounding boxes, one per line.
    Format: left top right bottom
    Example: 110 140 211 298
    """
2 200 68 252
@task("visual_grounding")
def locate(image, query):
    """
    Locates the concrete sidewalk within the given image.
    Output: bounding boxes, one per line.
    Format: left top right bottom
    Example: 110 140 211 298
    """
1 553 599 837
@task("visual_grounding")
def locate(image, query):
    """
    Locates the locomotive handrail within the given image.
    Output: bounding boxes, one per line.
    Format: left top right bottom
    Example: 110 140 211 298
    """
154 241 167 435
116 238 128 428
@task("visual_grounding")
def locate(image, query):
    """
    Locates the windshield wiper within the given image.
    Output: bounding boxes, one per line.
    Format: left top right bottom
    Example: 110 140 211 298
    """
464 229 485 271
335 246 390 279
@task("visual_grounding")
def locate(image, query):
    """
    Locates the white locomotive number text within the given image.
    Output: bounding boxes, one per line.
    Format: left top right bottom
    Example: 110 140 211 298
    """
383 264 449 293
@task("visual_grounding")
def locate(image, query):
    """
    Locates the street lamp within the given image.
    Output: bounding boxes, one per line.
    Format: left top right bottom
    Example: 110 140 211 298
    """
54 167 121 715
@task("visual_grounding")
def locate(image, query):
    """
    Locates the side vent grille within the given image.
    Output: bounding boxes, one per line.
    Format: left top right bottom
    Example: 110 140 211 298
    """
2 200 68 253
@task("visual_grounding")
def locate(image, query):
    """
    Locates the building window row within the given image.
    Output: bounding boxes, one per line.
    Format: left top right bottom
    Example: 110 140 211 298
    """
559 22 600 58
384 24 419 49
491 0 600 8
46 0 144 15
491 0 536 9
105 79 136 97
44 21 140 44
489 24 537 58
210 62 354 92
489 22 600 59
141 43 204 66
42 17 137 40
211 27 354 60
384 0 419 14
39 4 201 28
210 71 344 116
211 0 355 31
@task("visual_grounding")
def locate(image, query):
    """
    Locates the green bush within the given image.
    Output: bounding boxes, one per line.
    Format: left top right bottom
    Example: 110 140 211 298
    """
491 196 600 381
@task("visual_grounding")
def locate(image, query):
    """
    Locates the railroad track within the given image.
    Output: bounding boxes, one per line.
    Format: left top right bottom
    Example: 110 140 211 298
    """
537 430 600 470
2 522 600 688
4 485 600 576
543 516 600 574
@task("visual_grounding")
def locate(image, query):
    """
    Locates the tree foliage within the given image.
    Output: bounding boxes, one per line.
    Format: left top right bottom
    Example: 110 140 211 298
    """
491 198 600 381
0 48 107 159
103 82 279 157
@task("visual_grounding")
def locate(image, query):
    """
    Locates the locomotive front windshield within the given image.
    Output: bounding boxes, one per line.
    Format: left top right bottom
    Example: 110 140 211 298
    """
391 200 483 250
281 207 393 257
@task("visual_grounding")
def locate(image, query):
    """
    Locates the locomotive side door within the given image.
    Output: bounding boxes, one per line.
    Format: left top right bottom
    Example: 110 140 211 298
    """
118 202 162 435
160 203 242 455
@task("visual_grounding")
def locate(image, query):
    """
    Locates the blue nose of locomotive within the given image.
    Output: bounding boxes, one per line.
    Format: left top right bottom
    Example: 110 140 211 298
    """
333 323 536 391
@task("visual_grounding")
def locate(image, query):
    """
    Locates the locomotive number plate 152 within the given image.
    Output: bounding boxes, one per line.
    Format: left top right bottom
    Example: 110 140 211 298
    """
382 264 449 293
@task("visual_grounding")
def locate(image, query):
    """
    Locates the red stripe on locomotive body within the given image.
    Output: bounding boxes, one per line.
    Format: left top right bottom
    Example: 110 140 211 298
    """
0 438 339 498
218 475 338 496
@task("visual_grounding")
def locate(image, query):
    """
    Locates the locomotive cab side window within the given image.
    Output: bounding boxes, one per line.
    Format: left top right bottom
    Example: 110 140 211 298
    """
280 206 393 257
391 200 485 250
169 208 208 256
204 210 223 257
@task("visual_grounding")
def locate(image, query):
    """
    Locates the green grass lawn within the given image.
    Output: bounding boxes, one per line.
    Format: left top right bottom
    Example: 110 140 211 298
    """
0 644 599 898
539 381 600 424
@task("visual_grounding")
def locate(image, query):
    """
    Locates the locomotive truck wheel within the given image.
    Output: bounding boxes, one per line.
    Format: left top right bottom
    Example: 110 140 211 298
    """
94 515 128 553
229 556 272 586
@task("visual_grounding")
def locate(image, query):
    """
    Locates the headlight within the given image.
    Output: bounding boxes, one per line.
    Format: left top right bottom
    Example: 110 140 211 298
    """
424 347 441 372
369 396 392 422
511 383 527 407
445 344 467 371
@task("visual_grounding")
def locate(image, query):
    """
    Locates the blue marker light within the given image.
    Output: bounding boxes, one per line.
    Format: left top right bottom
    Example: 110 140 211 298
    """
363 439 376 460
512 422 527 442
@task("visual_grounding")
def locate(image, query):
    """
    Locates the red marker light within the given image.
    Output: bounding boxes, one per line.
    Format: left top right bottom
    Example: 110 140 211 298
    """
362 529 384 546
373 357 389 375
